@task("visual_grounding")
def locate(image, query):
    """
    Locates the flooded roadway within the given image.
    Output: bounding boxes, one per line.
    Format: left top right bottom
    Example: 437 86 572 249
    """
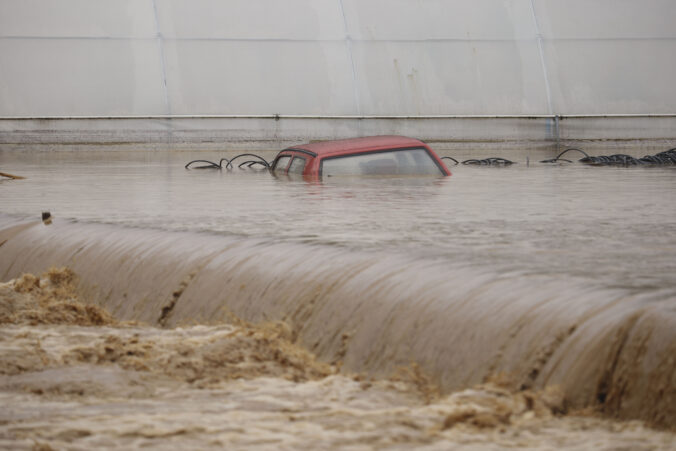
1 148 675 448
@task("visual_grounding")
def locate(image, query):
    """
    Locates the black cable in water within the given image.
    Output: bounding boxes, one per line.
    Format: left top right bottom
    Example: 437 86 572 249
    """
580 148 676 166
185 154 270 170
540 148 590 163
540 147 676 166
184 159 225 169
441 156 459 165
440 156 516 166
462 157 515 166
238 160 270 169
225 154 270 170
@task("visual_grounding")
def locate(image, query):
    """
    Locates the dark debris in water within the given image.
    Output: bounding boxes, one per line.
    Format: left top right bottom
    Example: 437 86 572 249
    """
541 147 676 166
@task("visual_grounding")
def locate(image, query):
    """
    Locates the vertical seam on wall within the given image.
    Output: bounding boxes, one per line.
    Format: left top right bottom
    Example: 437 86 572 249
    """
337 0 361 115
152 0 171 115
529 0 554 115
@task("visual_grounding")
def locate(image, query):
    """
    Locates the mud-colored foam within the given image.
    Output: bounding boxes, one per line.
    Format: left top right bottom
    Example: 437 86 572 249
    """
0 269 332 384
0 267 115 327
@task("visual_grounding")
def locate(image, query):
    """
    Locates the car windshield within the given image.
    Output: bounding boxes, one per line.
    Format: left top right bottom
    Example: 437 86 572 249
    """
321 148 444 177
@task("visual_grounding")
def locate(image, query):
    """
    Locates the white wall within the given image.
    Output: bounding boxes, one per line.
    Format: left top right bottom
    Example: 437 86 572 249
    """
537 0 676 114
0 0 675 116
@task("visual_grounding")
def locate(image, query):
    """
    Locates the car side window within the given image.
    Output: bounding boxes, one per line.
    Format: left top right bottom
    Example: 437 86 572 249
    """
273 155 291 173
321 148 443 176
288 156 307 174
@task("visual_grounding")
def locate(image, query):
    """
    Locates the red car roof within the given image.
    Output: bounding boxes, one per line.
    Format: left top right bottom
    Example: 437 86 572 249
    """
289 135 427 157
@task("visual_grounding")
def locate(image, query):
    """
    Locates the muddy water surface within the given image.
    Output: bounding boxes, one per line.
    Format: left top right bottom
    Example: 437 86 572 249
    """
1 148 676 448
1 149 675 290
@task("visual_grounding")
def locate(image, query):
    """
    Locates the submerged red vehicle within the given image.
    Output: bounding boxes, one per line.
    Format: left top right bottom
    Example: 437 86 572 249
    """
271 135 451 178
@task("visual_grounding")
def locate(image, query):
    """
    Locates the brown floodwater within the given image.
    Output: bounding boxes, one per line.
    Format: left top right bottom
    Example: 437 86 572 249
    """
1 148 675 448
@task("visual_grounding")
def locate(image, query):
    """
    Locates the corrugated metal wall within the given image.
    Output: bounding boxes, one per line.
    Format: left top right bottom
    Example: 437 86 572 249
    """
1 0 675 117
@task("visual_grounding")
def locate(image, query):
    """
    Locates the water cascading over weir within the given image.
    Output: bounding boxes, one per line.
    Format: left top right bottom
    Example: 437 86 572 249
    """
1 216 674 429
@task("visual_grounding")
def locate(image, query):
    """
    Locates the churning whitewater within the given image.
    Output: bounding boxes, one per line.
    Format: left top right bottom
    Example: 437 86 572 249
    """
0 267 674 450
